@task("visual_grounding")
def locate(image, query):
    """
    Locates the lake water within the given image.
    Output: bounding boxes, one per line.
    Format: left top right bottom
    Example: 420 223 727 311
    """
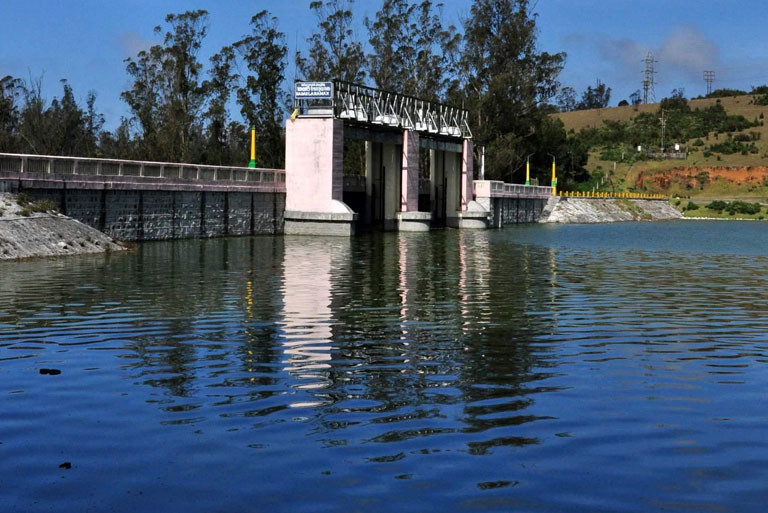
2 220 768 512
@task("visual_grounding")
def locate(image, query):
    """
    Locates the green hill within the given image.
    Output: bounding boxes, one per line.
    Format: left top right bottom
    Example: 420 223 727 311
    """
553 94 768 199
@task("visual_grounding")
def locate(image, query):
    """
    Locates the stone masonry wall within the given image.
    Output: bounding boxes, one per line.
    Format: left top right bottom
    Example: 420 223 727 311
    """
491 196 548 227
20 185 284 241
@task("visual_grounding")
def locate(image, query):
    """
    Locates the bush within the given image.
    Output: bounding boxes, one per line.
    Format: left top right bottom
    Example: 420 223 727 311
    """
685 201 700 211
728 201 762 215
17 192 31 206
709 200 763 215
708 200 728 212
19 200 58 217
692 138 705 146
709 139 759 155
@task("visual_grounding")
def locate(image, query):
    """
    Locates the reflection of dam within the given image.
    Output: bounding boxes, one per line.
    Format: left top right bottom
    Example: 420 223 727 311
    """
279 236 351 407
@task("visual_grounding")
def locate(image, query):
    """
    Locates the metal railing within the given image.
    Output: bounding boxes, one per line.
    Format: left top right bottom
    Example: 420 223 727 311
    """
0 153 285 185
481 180 553 198
295 80 472 139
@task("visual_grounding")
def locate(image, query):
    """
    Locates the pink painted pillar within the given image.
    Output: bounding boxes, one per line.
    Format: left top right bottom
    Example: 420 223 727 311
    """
400 130 420 212
461 139 474 211
285 118 344 213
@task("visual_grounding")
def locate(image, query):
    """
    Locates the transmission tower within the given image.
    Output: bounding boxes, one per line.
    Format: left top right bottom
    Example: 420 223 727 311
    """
642 52 658 104
703 70 715 95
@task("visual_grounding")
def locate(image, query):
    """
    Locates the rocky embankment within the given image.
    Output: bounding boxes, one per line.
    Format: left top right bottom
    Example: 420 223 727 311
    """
542 198 683 224
0 193 124 260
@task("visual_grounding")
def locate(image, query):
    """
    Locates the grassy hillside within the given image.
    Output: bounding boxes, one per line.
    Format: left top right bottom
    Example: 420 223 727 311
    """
554 95 768 198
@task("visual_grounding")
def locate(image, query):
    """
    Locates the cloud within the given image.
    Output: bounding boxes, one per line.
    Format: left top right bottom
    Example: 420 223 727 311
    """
562 24 721 98
120 32 153 58
657 25 719 77
596 37 648 74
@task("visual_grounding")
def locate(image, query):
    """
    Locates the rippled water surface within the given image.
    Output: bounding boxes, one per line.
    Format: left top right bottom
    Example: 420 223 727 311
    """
3 221 768 512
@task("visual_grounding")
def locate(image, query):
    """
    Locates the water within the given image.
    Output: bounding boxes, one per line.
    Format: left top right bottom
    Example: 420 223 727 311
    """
2 220 768 512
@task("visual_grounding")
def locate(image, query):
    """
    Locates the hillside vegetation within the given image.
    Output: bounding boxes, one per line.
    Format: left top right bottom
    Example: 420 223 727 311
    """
554 94 768 199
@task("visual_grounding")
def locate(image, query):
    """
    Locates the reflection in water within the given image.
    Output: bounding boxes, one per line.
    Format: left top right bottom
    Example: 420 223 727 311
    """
4 222 768 512
280 236 350 406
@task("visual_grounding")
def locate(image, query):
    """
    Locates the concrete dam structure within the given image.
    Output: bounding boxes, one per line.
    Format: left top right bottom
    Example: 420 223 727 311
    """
0 153 285 241
0 83 674 242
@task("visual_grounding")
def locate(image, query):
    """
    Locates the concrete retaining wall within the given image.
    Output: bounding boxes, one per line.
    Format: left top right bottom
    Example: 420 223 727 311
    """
20 187 284 241
542 198 682 224
486 196 550 227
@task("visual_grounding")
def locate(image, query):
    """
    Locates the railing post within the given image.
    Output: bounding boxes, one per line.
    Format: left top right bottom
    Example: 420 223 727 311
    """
97 161 102 176
118 163 123 176
140 163 144 177
73 160 78 175
48 158 53 174
21 156 27 174
213 167 217 181
196 166 200 180
160 165 165 178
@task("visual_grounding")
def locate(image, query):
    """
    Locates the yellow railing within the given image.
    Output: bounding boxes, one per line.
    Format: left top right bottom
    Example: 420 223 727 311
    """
560 191 667 200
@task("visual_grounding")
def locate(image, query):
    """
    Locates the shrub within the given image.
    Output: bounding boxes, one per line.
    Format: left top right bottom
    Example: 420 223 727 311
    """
685 201 700 211
17 192 31 206
19 200 58 217
692 138 704 146
708 200 728 212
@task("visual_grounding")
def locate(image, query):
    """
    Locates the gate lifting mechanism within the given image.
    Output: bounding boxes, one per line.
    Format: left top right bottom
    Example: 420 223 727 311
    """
294 80 472 140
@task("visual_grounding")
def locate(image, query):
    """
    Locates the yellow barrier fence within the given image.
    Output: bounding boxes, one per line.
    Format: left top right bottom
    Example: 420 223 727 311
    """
560 191 668 200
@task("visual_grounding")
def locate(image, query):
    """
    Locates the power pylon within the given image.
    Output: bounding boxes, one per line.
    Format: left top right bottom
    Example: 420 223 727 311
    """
703 70 715 95
642 52 657 104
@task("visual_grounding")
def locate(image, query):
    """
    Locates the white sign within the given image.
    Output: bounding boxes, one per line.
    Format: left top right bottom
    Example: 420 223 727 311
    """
674 143 680 151
295 82 333 99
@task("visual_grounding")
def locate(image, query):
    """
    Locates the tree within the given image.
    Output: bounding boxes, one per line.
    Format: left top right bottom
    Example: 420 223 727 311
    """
366 0 459 101
234 10 289 169
576 80 611 110
629 89 642 106
16 78 100 156
156 9 209 162
203 46 239 165
556 86 577 112
122 10 209 161
297 0 365 83
461 0 567 182
122 45 164 158
0 75 23 152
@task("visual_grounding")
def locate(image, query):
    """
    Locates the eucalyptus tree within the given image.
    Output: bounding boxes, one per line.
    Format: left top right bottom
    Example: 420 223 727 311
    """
122 10 209 161
297 0 366 83
234 10 289 169
15 78 101 157
0 75 23 152
461 0 568 182
203 46 239 165
366 0 459 101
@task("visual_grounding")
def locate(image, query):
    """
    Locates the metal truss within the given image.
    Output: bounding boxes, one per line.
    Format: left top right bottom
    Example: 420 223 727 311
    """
332 80 472 139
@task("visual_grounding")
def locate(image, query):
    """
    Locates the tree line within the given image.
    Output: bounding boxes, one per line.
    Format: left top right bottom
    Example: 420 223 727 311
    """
0 0 592 186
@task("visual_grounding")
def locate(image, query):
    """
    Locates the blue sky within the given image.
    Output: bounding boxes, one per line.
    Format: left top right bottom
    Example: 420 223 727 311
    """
2 0 768 129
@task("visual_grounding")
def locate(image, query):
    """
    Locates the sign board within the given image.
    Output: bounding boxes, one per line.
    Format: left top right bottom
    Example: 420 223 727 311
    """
674 143 680 151
295 82 333 100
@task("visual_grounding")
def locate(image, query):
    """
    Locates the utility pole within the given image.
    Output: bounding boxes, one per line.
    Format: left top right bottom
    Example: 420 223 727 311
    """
703 70 715 95
659 110 667 153
642 52 658 104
